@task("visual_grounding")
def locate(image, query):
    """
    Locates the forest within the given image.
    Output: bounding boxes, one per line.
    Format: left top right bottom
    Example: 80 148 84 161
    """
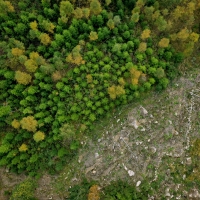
0 0 200 199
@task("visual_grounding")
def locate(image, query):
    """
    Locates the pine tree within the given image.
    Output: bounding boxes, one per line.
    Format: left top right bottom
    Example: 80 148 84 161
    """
20 116 37 132
15 71 32 85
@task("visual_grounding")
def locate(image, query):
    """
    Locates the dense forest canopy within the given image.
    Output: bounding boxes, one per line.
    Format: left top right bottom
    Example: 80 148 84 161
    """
0 0 199 176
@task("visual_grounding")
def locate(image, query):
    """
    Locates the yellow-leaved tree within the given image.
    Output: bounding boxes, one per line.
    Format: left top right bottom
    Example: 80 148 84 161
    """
130 67 142 85
89 31 98 41
15 71 32 85
158 38 170 48
141 29 151 40
19 144 28 152
11 119 20 129
90 0 102 15
33 131 45 142
88 185 100 200
138 42 147 52
30 21 38 31
107 85 125 99
11 48 24 56
20 116 37 132
39 33 51 45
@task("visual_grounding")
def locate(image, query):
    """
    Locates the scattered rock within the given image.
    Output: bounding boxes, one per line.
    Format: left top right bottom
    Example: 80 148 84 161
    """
140 106 148 115
150 147 157 154
136 181 141 187
128 170 135 177
129 119 139 129
186 157 192 165
95 153 99 158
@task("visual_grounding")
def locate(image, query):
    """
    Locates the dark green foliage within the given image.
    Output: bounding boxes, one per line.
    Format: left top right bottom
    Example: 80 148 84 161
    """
102 180 153 200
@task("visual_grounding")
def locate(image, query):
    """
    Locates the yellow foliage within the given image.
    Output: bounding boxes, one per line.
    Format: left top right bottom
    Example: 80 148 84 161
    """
177 28 189 41
88 185 100 200
39 33 51 45
5 1 14 12
158 38 170 48
172 6 184 19
24 59 38 73
15 71 32 85
52 71 62 82
189 32 199 42
118 77 125 86
138 42 147 52
82 8 90 19
86 74 93 83
105 0 111 6
90 0 102 15
20 116 37 132
107 19 115 30
29 52 39 60
73 7 83 19
132 78 139 85
107 85 117 99
89 31 98 41
30 21 38 30
136 0 145 8
66 45 85 65
115 85 125 96
152 10 160 20
131 12 140 23
141 29 151 40
108 85 125 99
12 119 20 129
11 48 24 56
19 144 28 152
33 131 45 142
130 67 141 85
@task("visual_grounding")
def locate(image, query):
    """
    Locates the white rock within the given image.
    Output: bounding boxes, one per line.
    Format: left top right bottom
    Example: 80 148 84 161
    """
150 147 157 154
141 127 146 131
141 106 148 115
186 157 192 165
95 153 99 158
136 181 141 187
98 139 101 142
128 170 135 176
117 119 120 123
